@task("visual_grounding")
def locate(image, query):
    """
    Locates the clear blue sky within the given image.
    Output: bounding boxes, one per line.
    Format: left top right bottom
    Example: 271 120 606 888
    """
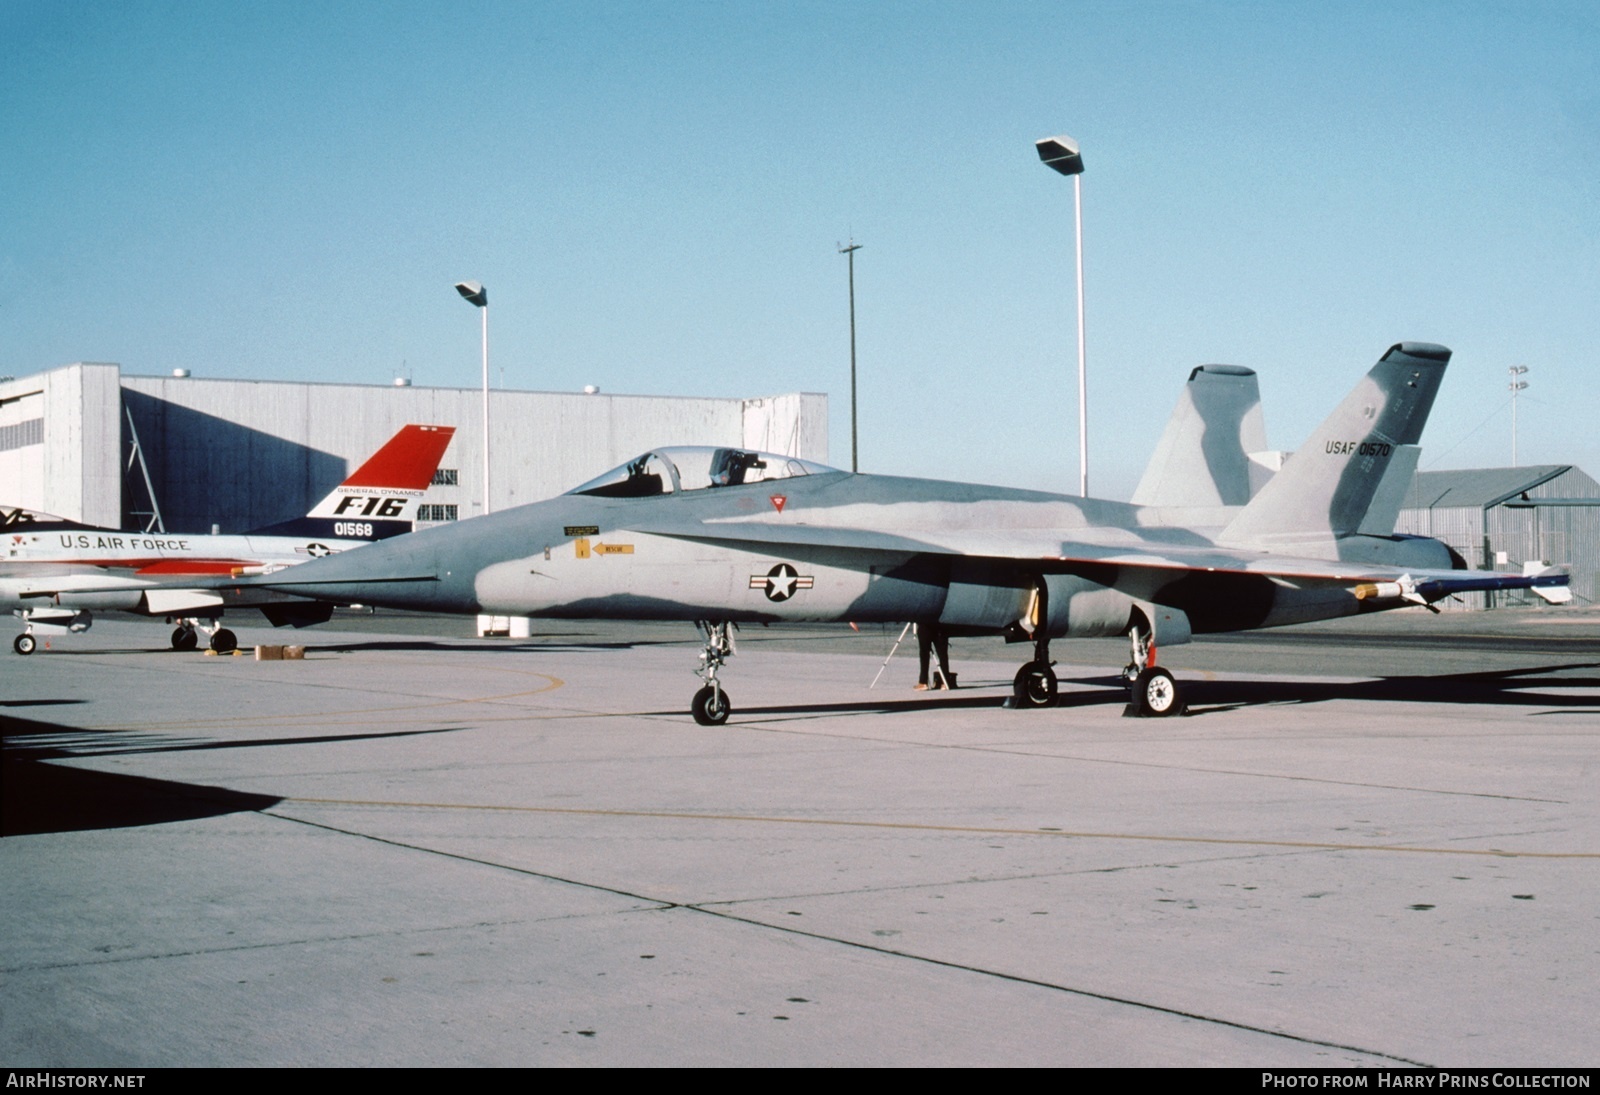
4 1 1596 498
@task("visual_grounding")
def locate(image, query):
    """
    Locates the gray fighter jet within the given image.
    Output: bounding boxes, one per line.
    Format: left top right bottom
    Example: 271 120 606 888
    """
253 343 1569 724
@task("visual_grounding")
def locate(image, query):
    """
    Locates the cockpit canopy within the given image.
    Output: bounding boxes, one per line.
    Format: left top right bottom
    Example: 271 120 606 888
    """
567 446 838 499
0 506 102 531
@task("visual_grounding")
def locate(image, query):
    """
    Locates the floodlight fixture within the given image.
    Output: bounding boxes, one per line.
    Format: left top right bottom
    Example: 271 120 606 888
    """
1035 135 1084 177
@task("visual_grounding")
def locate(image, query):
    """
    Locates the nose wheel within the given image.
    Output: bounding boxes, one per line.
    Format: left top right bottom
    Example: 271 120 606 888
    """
692 684 730 726
14 632 36 656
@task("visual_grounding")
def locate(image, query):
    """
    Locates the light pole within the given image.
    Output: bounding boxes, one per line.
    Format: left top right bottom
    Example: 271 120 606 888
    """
1035 134 1088 497
839 240 862 472
454 281 490 515
1509 365 1528 467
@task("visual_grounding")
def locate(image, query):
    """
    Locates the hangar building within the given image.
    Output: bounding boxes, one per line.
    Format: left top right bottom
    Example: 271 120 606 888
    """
1394 465 1600 609
0 362 828 534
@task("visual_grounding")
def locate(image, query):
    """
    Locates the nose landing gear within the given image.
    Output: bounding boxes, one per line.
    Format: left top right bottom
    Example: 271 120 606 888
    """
691 620 734 726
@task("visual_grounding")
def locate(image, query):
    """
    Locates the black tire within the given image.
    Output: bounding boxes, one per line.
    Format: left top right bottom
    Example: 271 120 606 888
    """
209 628 238 654
1012 661 1058 708
14 633 36 656
1132 667 1183 717
172 627 198 651
691 685 731 726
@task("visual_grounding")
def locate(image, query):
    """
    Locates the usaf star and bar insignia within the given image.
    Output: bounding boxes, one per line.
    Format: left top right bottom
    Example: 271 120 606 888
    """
750 563 813 602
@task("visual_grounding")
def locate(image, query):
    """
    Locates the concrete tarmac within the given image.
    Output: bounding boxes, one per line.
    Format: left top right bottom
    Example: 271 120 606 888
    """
3 609 1598 1066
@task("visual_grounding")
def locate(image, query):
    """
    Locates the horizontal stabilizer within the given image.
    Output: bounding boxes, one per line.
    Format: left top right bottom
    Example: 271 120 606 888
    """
1355 444 1420 536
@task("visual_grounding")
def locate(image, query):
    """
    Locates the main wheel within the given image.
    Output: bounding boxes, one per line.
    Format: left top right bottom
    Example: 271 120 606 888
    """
691 685 731 726
209 628 238 654
1131 666 1183 717
14 633 36 656
1012 661 1058 708
172 627 198 651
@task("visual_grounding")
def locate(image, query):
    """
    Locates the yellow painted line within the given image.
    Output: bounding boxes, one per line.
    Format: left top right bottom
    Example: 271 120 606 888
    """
281 797 1598 859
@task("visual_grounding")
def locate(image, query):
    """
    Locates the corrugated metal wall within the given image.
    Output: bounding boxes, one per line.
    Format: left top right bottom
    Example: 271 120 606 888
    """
0 364 123 526
1395 466 1600 610
118 375 827 533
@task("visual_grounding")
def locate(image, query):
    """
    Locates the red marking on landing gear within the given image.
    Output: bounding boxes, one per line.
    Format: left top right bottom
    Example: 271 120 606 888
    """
770 494 787 513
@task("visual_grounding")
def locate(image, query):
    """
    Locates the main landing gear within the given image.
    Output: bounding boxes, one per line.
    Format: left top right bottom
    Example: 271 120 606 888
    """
170 619 237 654
14 632 36 656
1123 624 1184 718
1011 637 1059 708
691 620 735 726
1010 579 1059 708
1007 610 1186 717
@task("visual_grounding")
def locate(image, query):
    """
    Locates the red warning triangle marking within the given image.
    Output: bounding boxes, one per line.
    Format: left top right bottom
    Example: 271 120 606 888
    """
770 494 787 513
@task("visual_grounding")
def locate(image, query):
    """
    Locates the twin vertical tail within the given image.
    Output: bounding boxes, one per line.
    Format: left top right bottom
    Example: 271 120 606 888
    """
1217 343 1449 551
250 424 456 540
1131 364 1269 508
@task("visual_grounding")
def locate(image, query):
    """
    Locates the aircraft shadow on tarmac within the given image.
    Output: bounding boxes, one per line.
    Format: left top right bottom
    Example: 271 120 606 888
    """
694 662 1600 722
0 715 469 836
308 638 685 655
1165 662 1600 715
18 635 687 658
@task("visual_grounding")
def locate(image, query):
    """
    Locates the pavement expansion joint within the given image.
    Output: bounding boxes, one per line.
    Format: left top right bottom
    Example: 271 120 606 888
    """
690 903 1435 1069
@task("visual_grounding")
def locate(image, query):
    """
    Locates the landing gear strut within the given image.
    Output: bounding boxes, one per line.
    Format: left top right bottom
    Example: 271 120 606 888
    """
692 620 734 726
1125 622 1184 717
1010 578 1057 708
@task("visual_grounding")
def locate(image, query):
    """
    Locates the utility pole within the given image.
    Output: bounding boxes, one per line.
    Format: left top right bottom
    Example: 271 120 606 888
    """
839 240 863 472
1509 365 1528 467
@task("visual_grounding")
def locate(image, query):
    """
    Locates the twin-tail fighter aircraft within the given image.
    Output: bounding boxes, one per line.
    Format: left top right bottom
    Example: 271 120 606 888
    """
241 344 1566 723
3 424 455 654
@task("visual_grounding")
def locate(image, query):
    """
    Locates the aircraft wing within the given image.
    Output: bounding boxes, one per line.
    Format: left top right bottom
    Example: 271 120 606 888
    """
634 517 1570 604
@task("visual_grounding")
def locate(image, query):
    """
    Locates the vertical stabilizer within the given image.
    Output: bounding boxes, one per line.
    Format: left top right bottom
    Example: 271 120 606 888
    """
250 425 456 539
1217 343 1448 549
1131 364 1267 507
